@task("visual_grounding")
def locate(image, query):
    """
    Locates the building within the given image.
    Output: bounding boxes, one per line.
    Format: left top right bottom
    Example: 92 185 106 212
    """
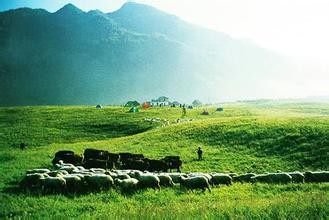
125 101 140 107
151 96 170 107
171 101 181 107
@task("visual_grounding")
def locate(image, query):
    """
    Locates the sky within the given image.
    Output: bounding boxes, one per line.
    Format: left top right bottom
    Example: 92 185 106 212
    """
1 0 329 62
1 0 328 98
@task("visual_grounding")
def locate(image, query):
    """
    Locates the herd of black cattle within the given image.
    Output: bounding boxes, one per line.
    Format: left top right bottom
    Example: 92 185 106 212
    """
52 149 182 173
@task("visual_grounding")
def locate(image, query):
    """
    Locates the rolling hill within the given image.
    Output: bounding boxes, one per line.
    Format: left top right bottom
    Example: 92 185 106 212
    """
0 103 328 218
0 2 286 106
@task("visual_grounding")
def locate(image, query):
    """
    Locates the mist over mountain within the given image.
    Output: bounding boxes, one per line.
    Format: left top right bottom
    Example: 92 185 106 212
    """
0 2 286 106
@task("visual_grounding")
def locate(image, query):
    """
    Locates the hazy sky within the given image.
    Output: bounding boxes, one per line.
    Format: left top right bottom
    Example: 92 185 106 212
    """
1 0 328 97
1 0 329 62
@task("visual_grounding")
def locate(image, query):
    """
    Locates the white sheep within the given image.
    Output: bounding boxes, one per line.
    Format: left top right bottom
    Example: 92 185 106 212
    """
62 175 82 193
251 173 292 184
287 172 305 183
127 170 144 179
188 173 213 185
233 173 256 183
20 173 45 190
304 171 329 183
47 170 69 177
180 176 211 192
168 173 186 184
85 174 114 191
115 178 139 193
41 175 66 194
90 168 106 173
210 173 232 186
114 173 131 180
135 173 161 190
157 174 175 187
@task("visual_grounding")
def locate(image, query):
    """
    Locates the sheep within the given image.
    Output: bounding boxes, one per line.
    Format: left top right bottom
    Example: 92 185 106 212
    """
26 168 50 174
135 173 161 190
58 165 78 173
210 173 232 186
62 175 82 193
115 178 139 193
188 173 213 185
233 173 256 183
85 174 114 191
76 166 86 171
287 172 305 183
55 161 78 173
114 173 131 180
55 160 75 168
228 173 238 178
41 176 66 194
19 173 45 191
157 174 175 187
251 173 292 184
47 170 69 177
127 170 144 179
90 168 106 173
304 171 329 183
179 176 211 192
168 173 186 184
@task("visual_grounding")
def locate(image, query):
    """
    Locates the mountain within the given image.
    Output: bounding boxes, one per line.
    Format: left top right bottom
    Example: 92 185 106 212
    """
0 2 286 106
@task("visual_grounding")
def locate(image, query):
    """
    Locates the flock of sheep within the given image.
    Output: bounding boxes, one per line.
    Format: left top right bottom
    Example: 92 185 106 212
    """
19 160 329 195
17 148 329 195
143 117 193 127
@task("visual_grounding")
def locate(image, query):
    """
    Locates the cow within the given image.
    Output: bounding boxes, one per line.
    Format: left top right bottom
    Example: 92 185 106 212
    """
84 148 109 161
162 156 182 172
83 159 108 169
52 150 83 166
121 158 149 171
145 159 169 172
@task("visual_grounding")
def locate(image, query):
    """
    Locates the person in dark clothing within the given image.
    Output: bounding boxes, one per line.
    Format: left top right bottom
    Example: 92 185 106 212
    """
182 106 187 117
20 142 27 150
197 147 203 160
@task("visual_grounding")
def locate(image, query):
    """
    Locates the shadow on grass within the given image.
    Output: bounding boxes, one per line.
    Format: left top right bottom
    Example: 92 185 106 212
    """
75 122 153 137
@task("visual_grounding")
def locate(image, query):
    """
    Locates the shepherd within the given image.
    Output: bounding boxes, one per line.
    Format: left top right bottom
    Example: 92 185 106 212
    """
182 106 186 117
20 142 27 150
197 147 203 160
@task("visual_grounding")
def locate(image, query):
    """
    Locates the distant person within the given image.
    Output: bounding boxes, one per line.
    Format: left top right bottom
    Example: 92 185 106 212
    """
197 147 203 160
20 142 27 150
182 106 186 117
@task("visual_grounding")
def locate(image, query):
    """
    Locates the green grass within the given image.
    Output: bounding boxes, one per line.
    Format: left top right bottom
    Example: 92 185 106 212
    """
0 101 328 219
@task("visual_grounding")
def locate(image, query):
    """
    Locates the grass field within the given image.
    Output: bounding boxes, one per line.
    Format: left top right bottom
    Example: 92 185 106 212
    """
0 101 328 219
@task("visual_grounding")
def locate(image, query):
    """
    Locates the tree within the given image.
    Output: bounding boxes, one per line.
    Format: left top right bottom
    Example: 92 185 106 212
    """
192 99 202 107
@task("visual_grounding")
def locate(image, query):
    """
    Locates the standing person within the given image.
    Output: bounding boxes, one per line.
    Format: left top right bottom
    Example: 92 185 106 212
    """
197 147 203 160
182 106 186 117
20 142 27 150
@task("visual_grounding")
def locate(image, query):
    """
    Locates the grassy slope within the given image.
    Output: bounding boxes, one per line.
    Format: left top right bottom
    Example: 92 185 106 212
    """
0 102 328 218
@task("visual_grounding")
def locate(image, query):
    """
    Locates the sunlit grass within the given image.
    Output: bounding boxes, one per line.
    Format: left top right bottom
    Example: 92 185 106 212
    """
0 101 328 218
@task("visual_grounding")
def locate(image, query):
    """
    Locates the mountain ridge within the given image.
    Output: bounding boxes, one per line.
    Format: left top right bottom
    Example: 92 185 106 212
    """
0 3 285 106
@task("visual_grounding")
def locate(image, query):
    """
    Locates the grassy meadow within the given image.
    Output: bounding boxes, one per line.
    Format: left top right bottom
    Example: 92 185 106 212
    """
0 101 328 219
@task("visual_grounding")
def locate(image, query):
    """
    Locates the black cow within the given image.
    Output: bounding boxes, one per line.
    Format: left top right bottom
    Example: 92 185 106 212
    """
146 159 169 172
55 150 74 158
121 159 149 171
83 159 108 169
119 152 144 163
108 153 120 162
119 152 133 163
84 148 109 161
162 156 182 172
108 153 120 169
52 150 83 166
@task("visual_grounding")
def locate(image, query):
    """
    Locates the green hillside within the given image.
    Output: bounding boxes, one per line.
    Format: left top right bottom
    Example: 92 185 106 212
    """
0 102 328 218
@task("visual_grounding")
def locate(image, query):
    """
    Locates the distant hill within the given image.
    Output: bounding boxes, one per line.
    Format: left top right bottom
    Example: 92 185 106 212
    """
0 2 286 106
